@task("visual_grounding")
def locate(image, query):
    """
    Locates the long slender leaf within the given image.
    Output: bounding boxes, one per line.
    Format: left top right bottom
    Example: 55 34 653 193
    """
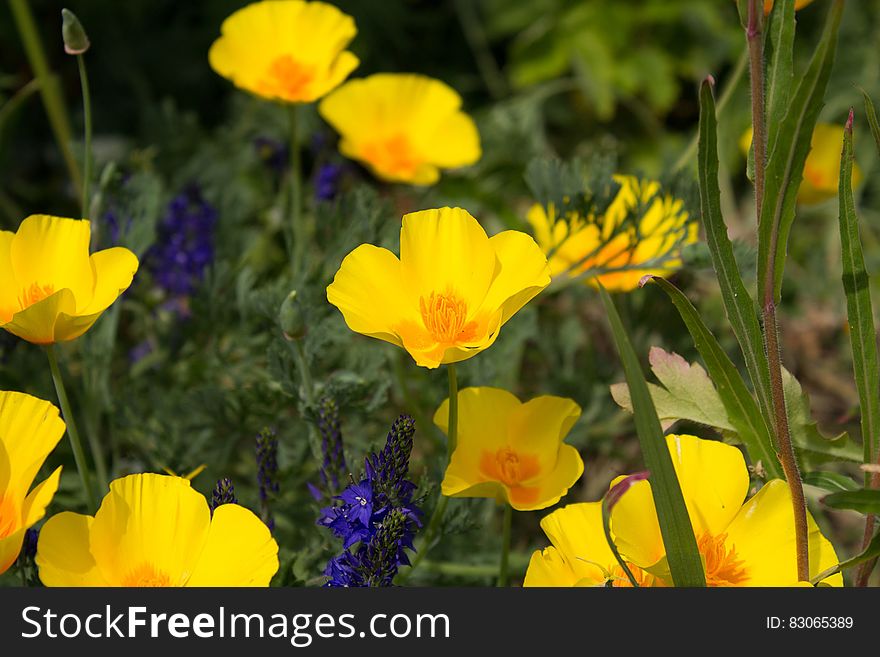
838 111 880 480
765 0 796 133
803 471 859 493
598 284 705 587
862 89 880 156
698 80 775 431
643 276 782 479
810 531 880 584
758 0 844 302
822 489 880 515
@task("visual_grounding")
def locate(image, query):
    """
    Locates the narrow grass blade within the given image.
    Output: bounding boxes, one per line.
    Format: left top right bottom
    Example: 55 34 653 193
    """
822 490 880 515
861 89 880 156
598 284 705 587
698 79 775 430
838 110 880 480
643 275 782 479
803 471 858 493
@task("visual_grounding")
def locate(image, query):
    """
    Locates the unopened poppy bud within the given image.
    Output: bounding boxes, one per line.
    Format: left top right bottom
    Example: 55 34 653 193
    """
279 290 306 340
61 9 90 55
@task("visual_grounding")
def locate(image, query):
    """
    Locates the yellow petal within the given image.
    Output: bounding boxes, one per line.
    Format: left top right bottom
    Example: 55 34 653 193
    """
0 527 26 575
421 110 481 169
81 247 139 314
515 444 583 511
478 230 550 325
665 434 749 537
10 215 94 311
2 288 78 344
608 477 664 570
536 502 613 585
724 479 843 586
89 473 211 586
508 395 581 473
186 504 279 587
0 391 65 499
21 466 62 528
326 244 409 348
36 512 108 586
524 547 586 587
399 208 496 311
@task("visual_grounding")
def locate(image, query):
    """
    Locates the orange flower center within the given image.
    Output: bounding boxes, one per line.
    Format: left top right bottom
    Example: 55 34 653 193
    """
698 532 748 586
419 291 478 344
259 55 315 101
18 282 56 310
361 134 421 178
610 563 660 587
0 495 19 539
122 563 173 587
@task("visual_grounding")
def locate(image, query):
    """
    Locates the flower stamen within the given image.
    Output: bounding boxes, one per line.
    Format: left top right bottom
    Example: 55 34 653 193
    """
18 283 56 311
122 563 172 587
699 532 748 586
419 291 478 344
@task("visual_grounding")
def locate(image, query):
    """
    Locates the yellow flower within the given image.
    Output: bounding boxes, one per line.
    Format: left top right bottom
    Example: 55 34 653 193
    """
526 434 842 587
433 387 583 511
209 0 358 104
739 123 862 205
0 391 64 575
0 215 138 344
764 0 814 14
36 473 279 586
318 74 481 185
527 175 696 292
327 207 550 369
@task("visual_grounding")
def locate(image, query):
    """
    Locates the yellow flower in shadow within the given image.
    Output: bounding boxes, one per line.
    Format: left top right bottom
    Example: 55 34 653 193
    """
209 0 358 104
36 473 279 586
527 175 696 292
319 74 481 185
0 391 64 575
327 207 550 369
739 123 861 205
0 215 138 344
433 387 583 511
526 434 842 587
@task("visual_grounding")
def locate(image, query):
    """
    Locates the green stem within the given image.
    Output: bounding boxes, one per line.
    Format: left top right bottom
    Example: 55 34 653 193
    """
76 54 92 218
46 345 96 511
498 503 512 587
292 340 316 407
9 0 83 202
672 47 748 173
288 104 304 278
396 364 459 583
746 0 809 581
81 403 109 495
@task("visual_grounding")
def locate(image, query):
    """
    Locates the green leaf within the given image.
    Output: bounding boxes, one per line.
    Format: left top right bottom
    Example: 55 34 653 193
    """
598 284 705 587
822 489 880 515
643 276 783 478
765 0 796 134
838 110 880 477
698 79 775 430
810 531 880 584
803 471 858 493
783 368 862 465
861 89 880 156
757 0 844 302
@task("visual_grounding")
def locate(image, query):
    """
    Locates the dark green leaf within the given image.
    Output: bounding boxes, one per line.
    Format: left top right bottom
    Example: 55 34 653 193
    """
803 471 858 493
598 284 705 587
644 276 782 478
811 531 880 584
758 0 844 302
698 79 775 431
838 111 880 477
822 489 880 515
861 89 880 156
765 0 796 133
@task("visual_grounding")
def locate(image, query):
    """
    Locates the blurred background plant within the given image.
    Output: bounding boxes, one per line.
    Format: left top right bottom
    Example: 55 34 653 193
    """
2 0 880 586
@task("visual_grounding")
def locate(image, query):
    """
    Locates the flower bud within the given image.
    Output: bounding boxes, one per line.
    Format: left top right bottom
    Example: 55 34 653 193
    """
279 289 306 340
61 9 90 55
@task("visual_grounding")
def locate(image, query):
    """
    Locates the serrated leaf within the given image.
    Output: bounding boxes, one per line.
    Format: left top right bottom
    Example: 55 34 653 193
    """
599 284 705 587
822 489 880 515
837 110 880 477
698 80 775 430
758 0 843 302
803 471 858 493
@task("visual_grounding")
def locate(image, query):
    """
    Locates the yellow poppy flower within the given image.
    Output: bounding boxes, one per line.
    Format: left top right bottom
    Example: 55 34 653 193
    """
527 175 697 292
326 207 551 369
0 391 65 575
526 434 842 587
764 0 814 14
209 0 359 104
318 74 481 185
739 123 861 205
433 387 583 511
36 473 279 587
524 502 663 587
0 215 138 344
